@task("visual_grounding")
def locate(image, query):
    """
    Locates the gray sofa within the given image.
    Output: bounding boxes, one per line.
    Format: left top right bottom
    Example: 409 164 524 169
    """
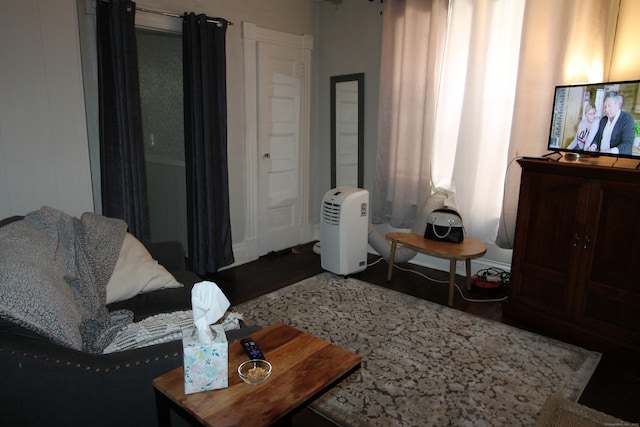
0 212 255 426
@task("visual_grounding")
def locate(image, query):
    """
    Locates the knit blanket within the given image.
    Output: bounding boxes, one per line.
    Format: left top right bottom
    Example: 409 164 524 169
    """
0 206 132 353
102 311 243 354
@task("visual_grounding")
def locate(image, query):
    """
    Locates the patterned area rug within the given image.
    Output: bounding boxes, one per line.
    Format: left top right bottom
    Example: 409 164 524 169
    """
234 272 601 427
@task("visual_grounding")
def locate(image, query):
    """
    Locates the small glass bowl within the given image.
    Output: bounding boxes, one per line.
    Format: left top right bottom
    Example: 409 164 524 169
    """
238 359 272 385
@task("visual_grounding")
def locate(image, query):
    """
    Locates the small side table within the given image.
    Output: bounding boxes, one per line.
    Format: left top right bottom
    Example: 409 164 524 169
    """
153 322 361 427
385 232 487 306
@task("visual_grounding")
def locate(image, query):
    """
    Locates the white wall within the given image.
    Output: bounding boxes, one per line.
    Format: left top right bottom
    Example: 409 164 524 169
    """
0 0 94 218
0 0 510 272
0 0 317 253
609 0 640 81
314 1 383 222
3 0 638 274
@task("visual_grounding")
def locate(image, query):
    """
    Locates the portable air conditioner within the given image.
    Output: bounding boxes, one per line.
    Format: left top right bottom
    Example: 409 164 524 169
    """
320 187 369 275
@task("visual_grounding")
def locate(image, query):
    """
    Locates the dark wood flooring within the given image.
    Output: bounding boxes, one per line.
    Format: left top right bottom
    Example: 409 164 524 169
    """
204 241 640 425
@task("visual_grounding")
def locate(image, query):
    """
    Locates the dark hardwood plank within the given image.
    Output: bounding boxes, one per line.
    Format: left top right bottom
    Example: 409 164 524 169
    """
204 241 639 425
203 246 325 306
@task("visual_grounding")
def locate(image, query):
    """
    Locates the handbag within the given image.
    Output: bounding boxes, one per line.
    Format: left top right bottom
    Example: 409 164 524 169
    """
424 207 464 243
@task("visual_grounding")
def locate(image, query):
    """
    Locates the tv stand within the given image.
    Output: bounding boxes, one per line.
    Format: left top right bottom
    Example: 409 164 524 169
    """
504 159 640 359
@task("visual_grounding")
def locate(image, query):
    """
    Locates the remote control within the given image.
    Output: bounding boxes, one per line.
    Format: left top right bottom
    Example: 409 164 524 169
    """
240 338 265 360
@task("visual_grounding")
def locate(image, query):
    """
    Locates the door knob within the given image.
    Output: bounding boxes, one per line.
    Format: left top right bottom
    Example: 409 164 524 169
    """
263 153 271 159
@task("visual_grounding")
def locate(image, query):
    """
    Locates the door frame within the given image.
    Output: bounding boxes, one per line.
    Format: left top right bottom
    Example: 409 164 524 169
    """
242 22 314 261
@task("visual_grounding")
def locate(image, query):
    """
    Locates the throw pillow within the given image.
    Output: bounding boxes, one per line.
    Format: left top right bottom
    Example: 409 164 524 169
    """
106 233 183 304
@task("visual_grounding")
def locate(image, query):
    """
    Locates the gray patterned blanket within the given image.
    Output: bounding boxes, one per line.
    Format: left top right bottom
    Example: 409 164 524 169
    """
0 206 132 353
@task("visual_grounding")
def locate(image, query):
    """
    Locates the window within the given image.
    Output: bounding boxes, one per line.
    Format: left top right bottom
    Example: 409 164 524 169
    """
136 19 187 250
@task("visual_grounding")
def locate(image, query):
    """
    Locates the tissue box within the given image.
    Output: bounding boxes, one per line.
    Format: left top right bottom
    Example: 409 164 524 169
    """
182 325 228 394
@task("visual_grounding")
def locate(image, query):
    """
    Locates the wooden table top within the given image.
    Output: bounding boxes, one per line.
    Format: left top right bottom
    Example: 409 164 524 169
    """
386 232 487 260
153 322 362 427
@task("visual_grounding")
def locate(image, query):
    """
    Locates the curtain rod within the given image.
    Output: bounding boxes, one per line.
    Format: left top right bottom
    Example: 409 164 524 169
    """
97 1 233 26
137 6 233 26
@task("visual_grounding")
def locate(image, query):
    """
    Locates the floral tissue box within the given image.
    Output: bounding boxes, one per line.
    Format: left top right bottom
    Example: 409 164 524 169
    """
182 325 228 394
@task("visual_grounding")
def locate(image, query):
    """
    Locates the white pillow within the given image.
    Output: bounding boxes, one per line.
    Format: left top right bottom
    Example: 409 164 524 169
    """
106 233 183 304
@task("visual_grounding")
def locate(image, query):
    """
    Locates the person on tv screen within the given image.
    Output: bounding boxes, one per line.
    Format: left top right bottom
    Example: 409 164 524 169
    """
567 103 599 150
586 91 634 155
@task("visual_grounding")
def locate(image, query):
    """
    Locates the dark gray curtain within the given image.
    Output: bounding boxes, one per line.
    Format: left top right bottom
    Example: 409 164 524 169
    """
96 0 150 242
183 13 234 275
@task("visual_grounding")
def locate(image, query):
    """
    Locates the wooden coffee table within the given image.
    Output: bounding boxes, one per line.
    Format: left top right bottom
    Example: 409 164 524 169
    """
386 232 487 306
153 322 362 427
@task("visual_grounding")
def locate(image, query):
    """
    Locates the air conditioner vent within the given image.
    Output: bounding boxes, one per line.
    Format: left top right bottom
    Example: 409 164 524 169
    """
322 201 341 225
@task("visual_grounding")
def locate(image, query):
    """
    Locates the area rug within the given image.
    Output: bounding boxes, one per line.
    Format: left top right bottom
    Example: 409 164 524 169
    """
234 272 601 427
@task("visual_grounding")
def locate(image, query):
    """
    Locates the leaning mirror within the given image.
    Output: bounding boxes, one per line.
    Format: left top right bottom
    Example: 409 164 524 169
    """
331 73 364 188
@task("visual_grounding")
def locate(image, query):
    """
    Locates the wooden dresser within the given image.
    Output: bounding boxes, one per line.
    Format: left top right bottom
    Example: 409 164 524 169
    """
504 158 640 358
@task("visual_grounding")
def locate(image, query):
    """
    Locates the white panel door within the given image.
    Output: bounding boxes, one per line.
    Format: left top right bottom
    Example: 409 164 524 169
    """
257 42 305 254
242 23 312 260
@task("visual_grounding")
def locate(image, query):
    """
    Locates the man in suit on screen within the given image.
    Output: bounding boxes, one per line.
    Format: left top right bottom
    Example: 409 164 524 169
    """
587 90 635 155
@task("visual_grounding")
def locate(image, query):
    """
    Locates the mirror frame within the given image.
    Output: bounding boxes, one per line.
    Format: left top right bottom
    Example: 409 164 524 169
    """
330 73 364 188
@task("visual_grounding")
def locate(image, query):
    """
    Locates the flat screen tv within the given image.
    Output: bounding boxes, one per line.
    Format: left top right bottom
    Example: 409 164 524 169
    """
547 79 640 159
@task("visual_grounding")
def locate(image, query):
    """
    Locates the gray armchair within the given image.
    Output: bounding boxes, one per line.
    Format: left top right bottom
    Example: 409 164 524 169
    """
0 216 254 426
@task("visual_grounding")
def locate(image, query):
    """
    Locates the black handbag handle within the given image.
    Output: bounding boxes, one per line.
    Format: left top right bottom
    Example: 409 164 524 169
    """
431 221 453 238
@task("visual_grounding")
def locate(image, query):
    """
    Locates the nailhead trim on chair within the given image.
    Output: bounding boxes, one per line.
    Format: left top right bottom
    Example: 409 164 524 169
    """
0 345 181 371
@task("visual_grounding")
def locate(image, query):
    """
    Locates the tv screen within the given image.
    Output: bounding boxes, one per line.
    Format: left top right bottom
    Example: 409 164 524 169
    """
547 79 640 159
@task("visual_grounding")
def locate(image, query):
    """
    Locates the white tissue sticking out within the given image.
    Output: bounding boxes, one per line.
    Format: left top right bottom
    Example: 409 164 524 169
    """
191 281 230 344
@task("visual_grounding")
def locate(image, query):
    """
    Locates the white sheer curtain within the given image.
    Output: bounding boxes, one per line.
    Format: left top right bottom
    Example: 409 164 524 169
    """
373 0 524 239
431 0 525 243
371 0 448 227
374 0 616 246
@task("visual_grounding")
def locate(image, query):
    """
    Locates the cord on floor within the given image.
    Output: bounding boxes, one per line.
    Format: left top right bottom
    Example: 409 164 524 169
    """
368 256 508 303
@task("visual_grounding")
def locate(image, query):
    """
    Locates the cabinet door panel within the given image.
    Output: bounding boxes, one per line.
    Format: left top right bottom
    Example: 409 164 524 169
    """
510 171 587 316
506 159 640 357
583 180 640 290
577 179 640 341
